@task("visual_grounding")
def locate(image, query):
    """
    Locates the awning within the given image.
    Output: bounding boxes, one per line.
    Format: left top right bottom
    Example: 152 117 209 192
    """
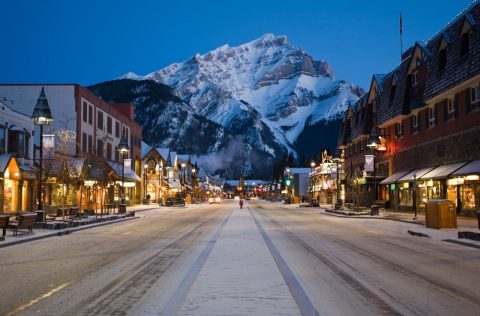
420 161 469 180
380 171 411 185
19 163 38 180
452 160 480 176
107 161 142 182
397 166 437 182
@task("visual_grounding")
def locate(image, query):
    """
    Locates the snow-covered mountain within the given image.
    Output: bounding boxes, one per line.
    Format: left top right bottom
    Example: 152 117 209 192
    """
94 34 363 176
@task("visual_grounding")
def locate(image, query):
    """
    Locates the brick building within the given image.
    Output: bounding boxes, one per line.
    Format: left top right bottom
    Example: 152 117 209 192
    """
338 2 480 215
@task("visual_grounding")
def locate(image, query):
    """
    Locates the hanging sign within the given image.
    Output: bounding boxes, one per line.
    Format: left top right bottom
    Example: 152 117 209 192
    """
43 134 55 149
124 158 132 173
364 155 374 172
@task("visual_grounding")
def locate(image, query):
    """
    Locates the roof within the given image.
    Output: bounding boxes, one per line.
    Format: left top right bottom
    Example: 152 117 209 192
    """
177 154 190 164
419 161 469 179
452 160 480 176
141 142 152 158
0 154 13 173
66 158 85 177
107 161 141 181
156 148 170 161
287 168 311 174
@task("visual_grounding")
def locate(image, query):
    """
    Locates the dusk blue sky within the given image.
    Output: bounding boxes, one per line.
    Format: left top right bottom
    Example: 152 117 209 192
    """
0 0 475 89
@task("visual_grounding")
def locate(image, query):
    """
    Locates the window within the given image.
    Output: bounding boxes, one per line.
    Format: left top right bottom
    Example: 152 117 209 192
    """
97 111 104 130
472 85 480 104
115 121 120 138
82 132 87 152
428 106 436 128
97 139 104 158
396 122 403 137
461 31 471 56
88 135 93 153
107 116 112 134
83 101 88 123
438 48 447 70
0 126 5 154
412 113 419 133
106 142 112 160
412 71 418 86
88 105 93 125
8 131 25 157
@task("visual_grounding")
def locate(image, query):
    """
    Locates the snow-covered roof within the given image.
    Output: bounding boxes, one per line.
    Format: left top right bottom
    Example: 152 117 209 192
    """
177 154 190 164
156 148 170 161
224 179 270 186
287 168 311 174
141 141 152 158
107 161 141 181
0 154 13 173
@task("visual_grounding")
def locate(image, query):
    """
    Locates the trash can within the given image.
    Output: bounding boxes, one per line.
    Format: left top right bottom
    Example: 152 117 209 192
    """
36 211 45 222
118 204 126 214
425 199 457 229
370 205 379 216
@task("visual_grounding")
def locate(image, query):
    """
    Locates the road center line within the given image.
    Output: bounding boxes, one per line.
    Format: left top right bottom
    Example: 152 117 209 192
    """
161 208 232 316
249 206 320 316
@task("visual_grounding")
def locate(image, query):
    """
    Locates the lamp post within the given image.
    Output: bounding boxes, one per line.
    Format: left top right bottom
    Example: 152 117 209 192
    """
181 163 186 203
156 162 163 205
31 87 54 215
144 163 149 203
192 168 196 201
333 151 343 209
310 161 315 202
118 132 130 206
367 126 381 214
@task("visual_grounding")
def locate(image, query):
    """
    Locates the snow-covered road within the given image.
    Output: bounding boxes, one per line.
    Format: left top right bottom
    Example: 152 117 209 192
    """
1 200 479 315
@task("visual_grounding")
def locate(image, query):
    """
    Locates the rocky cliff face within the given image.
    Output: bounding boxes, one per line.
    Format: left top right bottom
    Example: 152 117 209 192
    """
94 34 363 177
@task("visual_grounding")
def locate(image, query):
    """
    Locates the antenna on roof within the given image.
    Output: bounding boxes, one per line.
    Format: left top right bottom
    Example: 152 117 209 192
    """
400 13 404 61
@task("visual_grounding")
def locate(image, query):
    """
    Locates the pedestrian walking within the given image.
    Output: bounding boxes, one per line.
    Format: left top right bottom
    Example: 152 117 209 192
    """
239 199 244 209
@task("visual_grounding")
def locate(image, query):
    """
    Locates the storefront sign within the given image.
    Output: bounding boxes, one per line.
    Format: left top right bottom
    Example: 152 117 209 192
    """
465 175 479 181
43 134 55 149
124 159 132 173
390 184 396 190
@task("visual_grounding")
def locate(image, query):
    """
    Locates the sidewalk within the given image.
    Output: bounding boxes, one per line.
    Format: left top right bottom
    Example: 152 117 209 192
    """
312 203 480 248
0 205 157 248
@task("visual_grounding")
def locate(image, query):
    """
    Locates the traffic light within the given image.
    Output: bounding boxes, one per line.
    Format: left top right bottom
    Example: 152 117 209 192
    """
285 179 292 186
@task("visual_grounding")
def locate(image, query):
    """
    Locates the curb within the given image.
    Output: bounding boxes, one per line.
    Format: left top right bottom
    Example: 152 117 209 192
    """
0 206 157 248
318 209 424 225
407 229 431 238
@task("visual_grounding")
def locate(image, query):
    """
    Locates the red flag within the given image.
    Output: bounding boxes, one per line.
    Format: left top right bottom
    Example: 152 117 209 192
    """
400 13 403 35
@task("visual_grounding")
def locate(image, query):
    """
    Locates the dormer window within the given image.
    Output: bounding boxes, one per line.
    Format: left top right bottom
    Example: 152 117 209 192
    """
390 82 397 101
438 48 447 70
412 71 418 86
461 31 471 56
460 15 474 56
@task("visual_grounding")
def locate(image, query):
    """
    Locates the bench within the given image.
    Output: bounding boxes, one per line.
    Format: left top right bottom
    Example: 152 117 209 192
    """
0 215 10 236
9 213 37 236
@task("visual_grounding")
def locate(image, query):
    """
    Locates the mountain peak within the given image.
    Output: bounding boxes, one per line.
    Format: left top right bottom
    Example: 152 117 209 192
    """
117 71 141 80
249 33 288 48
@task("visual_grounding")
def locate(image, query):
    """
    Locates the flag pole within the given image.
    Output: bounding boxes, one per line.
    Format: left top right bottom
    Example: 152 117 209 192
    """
400 13 403 61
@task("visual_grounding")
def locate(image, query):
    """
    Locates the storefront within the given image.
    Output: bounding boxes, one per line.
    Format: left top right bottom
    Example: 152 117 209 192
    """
0 155 22 213
450 160 480 216
394 166 436 211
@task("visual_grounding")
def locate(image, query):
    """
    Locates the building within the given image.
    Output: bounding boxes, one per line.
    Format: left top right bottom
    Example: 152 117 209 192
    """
284 168 310 203
337 2 480 215
141 142 169 204
0 84 143 208
0 101 36 213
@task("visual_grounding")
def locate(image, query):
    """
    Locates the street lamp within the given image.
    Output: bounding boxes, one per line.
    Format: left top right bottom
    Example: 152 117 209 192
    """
192 168 196 201
310 161 315 202
367 126 381 214
118 132 130 205
31 87 54 214
181 163 186 203
156 162 163 205
144 163 149 203
333 150 343 209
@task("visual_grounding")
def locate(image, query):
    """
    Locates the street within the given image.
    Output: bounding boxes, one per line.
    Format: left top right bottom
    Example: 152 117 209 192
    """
1 200 480 315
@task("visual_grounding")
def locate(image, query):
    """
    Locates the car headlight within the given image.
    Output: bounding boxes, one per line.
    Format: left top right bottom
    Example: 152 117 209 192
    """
215 197 220 202
208 198 213 202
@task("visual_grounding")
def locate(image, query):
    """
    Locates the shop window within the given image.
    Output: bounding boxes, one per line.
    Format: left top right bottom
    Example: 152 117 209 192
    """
461 185 476 209
0 126 5 154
